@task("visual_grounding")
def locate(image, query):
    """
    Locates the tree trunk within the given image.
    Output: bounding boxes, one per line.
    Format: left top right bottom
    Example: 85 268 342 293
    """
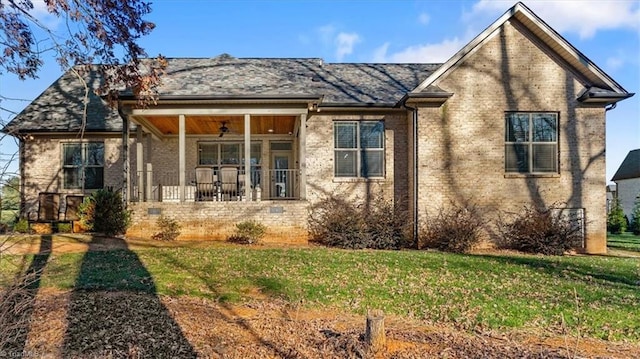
365 309 385 354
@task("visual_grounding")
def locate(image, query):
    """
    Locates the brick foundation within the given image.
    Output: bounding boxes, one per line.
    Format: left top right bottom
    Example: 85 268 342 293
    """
127 201 309 243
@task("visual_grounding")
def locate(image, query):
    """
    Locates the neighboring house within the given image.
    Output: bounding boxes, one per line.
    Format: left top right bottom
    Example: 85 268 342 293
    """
611 149 640 222
2 3 634 253
606 184 617 214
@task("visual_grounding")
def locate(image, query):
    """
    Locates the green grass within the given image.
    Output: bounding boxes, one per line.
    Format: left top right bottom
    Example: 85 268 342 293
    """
608 232 640 252
0 210 17 225
1 244 639 341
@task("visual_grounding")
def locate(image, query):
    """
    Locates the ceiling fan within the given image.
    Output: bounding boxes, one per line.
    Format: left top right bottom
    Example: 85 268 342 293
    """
219 121 229 137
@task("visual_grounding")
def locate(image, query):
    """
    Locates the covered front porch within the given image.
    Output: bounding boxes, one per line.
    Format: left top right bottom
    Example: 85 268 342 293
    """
121 105 310 203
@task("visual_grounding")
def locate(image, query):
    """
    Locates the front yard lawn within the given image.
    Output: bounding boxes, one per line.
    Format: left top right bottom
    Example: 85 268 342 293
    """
1 237 638 342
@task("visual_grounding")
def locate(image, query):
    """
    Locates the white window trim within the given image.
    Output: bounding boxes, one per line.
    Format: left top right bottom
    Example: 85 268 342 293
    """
61 141 105 190
333 120 385 179
505 112 559 175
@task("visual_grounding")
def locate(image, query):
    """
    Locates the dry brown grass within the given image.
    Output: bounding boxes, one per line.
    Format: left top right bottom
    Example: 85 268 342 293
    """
5 289 638 358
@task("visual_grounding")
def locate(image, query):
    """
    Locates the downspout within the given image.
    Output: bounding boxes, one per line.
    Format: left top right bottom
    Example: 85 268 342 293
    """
402 100 419 249
605 103 617 112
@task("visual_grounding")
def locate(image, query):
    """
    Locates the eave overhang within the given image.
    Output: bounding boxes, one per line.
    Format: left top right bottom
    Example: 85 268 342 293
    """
577 87 635 105
399 92 454 106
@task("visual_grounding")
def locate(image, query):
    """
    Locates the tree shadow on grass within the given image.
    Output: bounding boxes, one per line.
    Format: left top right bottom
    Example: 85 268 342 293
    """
154 249 300 358
1 235 51 356
61 236 197 358
474 254 639 289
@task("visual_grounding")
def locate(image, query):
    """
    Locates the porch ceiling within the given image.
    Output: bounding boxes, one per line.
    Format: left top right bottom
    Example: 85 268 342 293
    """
136 115 297 136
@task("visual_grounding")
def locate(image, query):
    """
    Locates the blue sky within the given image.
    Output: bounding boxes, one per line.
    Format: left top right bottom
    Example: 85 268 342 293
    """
1 0 638 182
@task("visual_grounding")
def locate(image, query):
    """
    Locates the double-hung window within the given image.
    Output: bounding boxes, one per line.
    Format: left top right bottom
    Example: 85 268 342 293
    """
334 121 384 178
198 141 262 187
198 142 262 166
62 142 105 189
505 112 558 173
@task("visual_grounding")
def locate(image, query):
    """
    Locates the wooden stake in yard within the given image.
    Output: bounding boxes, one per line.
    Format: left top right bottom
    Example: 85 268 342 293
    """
365 309 386 354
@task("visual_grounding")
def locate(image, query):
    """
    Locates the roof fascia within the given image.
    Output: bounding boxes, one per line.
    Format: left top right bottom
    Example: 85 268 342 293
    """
318 102 397 108
128 107 310 116
311 106 406 113
118 94 322 104
10 131 124 136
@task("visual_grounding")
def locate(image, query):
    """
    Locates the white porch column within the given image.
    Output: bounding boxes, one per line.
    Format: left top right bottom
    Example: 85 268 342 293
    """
146 133 153 201
146 163 153 201
136 126 144 202
298 113 307 200
179 114 186 202
244 114 251 201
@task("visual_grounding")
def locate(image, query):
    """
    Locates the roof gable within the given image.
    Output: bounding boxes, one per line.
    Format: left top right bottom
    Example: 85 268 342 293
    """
612 149 640 181
412 2 633 103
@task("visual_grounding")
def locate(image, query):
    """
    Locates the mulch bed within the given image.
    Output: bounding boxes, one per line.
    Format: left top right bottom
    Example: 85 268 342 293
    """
2 289 637 358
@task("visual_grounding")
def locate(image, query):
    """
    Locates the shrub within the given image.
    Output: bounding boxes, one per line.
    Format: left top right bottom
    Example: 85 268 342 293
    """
308 195 410 250
607 198 627 234
151 215 181 241
56 222 72 233
12 218 30 234
79 188 131 236
419 202 484 253
629 196 640 235
227 220 266 244
497 204 583 255
365 196 411 249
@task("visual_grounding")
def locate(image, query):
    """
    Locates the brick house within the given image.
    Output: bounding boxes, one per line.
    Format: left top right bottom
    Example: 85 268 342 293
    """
3 3 633 253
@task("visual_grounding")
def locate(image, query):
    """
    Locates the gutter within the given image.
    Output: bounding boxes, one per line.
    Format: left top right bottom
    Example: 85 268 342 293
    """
118 94 323 102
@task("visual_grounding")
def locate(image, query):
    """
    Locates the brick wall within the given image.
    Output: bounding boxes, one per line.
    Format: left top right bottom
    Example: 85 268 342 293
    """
304 111 409 207
21 134 136 218
414 20 608 253
127 200 309 243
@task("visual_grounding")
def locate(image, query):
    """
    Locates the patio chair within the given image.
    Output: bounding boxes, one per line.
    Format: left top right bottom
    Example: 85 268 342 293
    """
63 195 84 221
37 192 61 222
219 166 239 201
195 167 216 201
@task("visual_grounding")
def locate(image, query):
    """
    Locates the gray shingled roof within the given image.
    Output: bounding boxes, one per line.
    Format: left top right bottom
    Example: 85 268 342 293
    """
612 149 640 181
135 56 439 104
3 66 123 134
3 55 440 134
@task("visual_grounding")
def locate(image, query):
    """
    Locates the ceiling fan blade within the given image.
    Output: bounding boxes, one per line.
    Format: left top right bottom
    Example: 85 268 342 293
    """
219 132 224 137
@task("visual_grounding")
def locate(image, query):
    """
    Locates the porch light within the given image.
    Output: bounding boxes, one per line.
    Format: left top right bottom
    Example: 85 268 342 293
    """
268 128 274 133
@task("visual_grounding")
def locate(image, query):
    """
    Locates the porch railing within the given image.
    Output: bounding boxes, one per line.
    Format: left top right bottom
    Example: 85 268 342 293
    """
130 168 299 202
